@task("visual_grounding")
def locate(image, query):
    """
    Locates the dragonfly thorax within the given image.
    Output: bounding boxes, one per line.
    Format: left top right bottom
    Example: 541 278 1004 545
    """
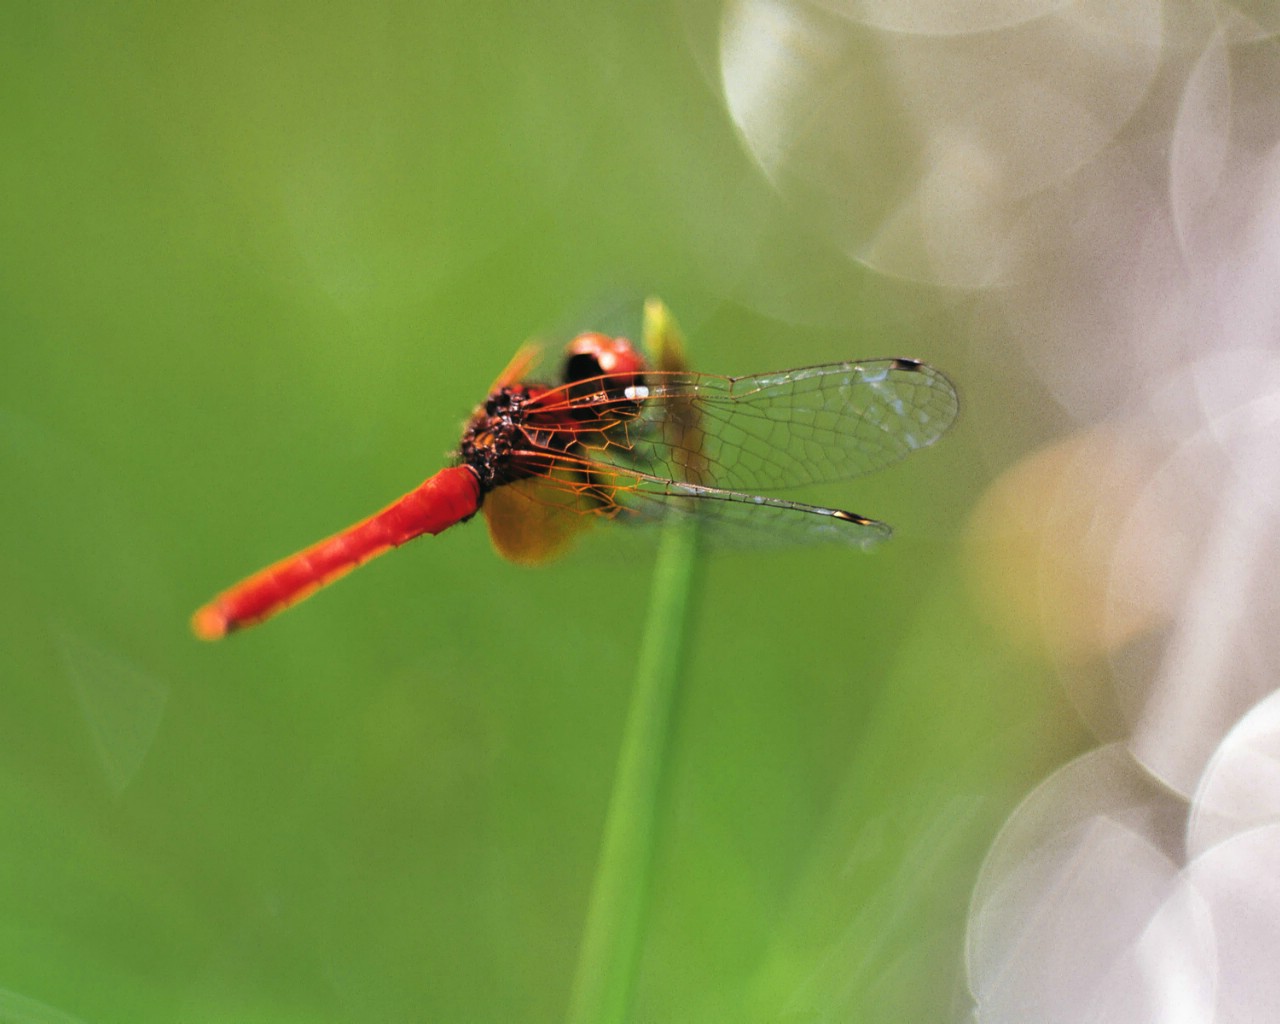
458 385 542 492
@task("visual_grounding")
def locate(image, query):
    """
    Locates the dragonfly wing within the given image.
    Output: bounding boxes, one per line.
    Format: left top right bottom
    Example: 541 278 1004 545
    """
591 358 958 491
483 475 598 565
506 356 956 550
601 471 893 549
493 451 891 549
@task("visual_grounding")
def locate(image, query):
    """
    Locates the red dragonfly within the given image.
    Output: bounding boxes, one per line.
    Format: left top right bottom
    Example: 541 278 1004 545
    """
192 332 957 639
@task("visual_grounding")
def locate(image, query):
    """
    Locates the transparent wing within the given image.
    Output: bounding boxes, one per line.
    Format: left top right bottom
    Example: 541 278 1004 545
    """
496 450 893 548
609 474 893 548
526 358 958 493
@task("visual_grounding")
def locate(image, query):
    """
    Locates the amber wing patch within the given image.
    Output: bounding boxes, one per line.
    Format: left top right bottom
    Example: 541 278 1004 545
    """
483 476 597 565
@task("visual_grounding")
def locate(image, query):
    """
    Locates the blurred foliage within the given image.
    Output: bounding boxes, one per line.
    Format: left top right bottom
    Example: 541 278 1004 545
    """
0 3 1080 1022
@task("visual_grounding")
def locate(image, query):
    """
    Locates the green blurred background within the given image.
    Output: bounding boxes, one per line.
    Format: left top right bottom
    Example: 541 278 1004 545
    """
1 3 1078 1021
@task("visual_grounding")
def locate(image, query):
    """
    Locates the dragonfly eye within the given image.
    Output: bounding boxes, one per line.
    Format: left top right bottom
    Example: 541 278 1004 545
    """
563 334 649 382
564 351 612 387
562 333 649 420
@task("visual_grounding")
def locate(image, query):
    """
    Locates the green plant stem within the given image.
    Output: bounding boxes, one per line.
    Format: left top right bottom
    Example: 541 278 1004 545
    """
565 517 700 1024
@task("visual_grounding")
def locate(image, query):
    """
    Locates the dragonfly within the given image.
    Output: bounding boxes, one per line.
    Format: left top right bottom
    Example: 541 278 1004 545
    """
191 331 958 639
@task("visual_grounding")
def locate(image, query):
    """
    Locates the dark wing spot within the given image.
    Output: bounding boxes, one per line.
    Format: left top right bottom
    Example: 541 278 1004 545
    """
832 509 878 525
